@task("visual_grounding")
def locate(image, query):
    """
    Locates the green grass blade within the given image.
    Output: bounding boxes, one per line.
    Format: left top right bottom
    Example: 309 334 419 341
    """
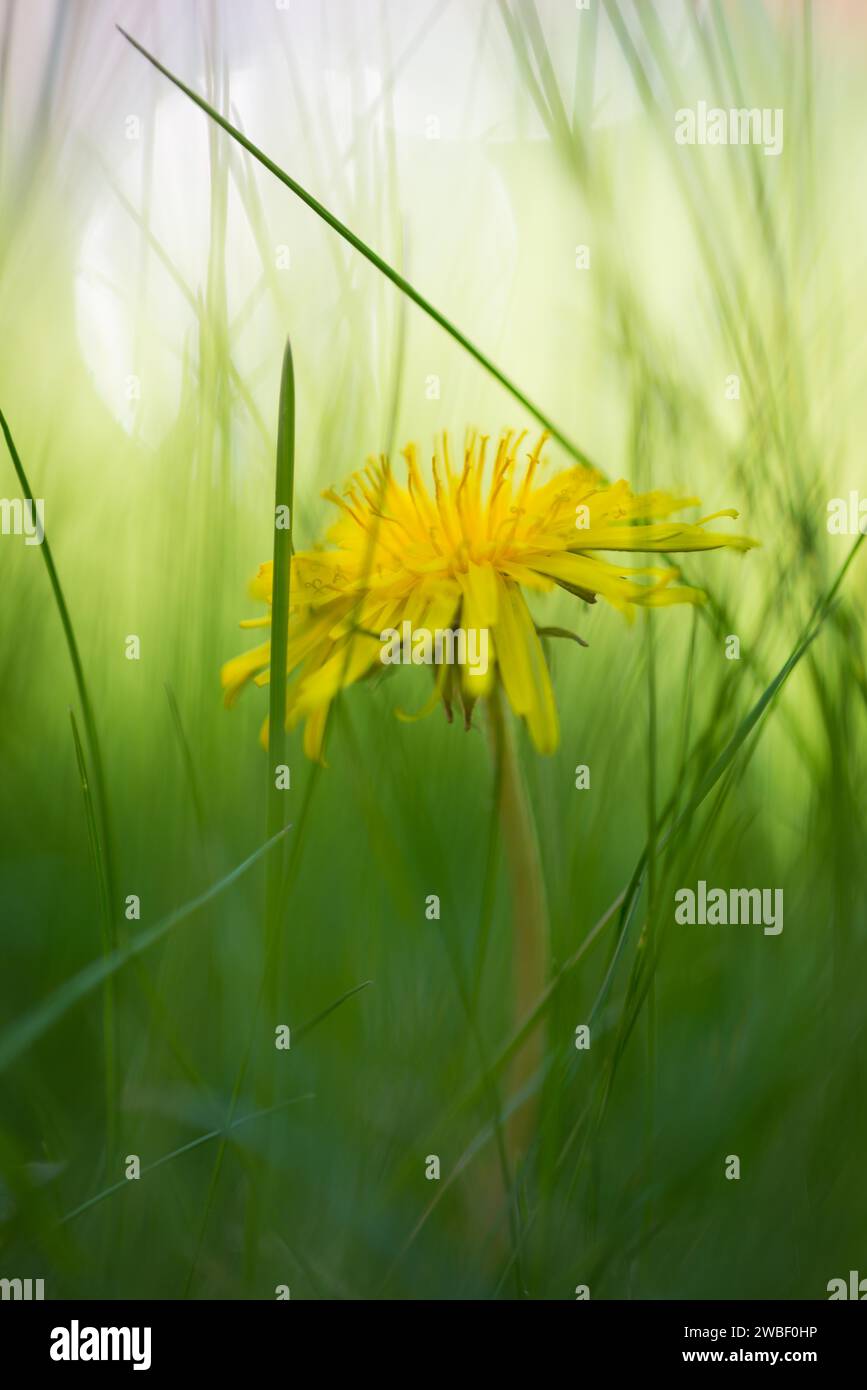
60 1094 314 1227
293 979 374 1043
0 826 292 1073
0 405 117 935
183 978 373 1297
451 534 864 1120
69 708 117 1160
265 338 295 1005
164 682 207 839
115 25 598 469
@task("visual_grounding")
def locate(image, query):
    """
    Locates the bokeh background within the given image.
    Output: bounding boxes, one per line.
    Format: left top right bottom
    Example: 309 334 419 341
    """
1 0 866 1299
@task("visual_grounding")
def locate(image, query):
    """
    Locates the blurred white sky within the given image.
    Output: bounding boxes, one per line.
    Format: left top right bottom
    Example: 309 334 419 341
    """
1 0 861 464
3 0 697 444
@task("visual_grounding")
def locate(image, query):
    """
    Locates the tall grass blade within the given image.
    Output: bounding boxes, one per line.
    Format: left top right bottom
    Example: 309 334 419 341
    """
265 338 295 1004
69 708 117 1159
0 827 292 1072
0 405 117 933
115 26 597 470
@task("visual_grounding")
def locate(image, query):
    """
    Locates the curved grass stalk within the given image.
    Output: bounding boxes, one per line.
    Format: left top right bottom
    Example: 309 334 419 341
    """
0 406 117 925
1 405 120 1153
115 26 598 472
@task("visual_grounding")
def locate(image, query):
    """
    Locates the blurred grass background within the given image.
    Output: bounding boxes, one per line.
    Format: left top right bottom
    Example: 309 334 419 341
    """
1 0 866 1299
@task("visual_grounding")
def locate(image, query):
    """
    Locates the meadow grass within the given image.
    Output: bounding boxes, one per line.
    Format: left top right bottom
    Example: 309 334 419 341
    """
1 0 865 1299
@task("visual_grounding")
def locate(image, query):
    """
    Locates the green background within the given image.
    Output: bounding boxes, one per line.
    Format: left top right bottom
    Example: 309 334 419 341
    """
1 0 865 1299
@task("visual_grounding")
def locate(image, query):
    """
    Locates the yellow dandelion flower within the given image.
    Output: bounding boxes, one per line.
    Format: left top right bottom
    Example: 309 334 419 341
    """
222 429 758 760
